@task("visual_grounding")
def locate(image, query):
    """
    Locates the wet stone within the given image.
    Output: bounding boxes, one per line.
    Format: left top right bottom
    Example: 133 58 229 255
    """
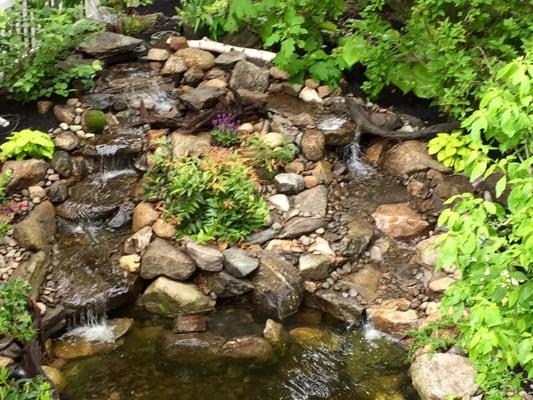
173 314 208 333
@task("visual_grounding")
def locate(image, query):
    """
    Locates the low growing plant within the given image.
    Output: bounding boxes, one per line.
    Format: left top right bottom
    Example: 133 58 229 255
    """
0 367 53 400
0 130 55 161
0 278 35 342
144 148 268 243
0 3 102 102
243 135 297 174
211 113 240 147
0 170 13 204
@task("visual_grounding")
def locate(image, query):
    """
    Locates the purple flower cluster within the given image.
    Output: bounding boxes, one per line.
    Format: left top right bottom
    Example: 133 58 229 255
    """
212 113 240 132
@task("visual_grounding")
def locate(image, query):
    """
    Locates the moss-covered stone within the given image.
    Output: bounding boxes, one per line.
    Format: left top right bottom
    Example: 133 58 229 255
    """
82 109 106 134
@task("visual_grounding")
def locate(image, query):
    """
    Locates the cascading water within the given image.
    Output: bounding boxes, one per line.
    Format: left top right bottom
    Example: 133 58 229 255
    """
62 296 116 343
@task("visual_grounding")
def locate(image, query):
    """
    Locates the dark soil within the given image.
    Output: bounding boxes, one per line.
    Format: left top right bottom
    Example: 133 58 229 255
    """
0 98 58 141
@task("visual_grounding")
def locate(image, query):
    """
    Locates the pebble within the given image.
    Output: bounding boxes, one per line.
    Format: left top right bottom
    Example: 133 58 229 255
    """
348 288 358 297
48 174 60 182
60 123 69 130
69 125 82 132
315 228 325 234
321 282 330 289
341 291 349 298
32 197 41 204
326 277 334 286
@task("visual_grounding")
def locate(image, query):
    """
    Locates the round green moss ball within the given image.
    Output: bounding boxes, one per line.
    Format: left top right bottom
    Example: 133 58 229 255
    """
83 109 106 134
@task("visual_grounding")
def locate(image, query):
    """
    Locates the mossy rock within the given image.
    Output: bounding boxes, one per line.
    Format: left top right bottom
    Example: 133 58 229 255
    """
82 109 106 134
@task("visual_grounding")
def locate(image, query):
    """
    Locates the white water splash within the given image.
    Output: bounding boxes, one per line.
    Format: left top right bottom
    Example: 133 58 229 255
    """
363 321 397 347
63 298 115 343
346 141 375 178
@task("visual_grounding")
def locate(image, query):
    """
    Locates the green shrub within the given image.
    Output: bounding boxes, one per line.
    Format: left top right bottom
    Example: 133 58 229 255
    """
0 3 102 102
0 170 13 205
0 367 53 400
177 0 230 39
83 110 106 134
144 149 268 243
243 136 297 174
0 130 55 161
0 278 35 342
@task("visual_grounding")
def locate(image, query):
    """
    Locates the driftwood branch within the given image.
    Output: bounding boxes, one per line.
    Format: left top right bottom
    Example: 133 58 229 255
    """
139 89 268 133
346 97 459 140
184 37 277 62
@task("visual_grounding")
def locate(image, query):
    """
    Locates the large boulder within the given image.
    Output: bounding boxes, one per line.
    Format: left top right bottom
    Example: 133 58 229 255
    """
181 87 225 110
367 298 419 336
13 252 49 300
158 331 225 363
279 216 325 239
183 240 223 272
410 353 478 400
14 201 56 250
205 271 254 298
171 131 212 157
132 202 159 232
314 290 364 322
230 61 270 93
220 335 275 363
292 185 328 217
79 31 143 58
300 130 326 161
176 48 215 70
251 251 304 319
143 277 214 316
140 238 196 281
372 203 429 240
223 247 259 278
2 159 48 193
382 140 447 176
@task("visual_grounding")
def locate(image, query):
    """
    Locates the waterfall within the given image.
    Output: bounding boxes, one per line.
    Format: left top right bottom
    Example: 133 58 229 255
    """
63 296 116 343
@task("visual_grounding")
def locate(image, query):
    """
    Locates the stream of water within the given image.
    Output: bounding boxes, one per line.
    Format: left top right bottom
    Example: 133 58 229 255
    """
60 307 419 400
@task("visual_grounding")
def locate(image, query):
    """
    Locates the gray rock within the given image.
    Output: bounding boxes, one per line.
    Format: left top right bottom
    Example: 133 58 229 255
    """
141 238 196 281
50 151 72 178
314 290 364 322
267 194 290 212
53 105 75 125
247 228 278 245
184 240 223 271
53 131 80 151
223 247 259 278
161 55 188 76
215 51 246 69
123 226 153 255
230 61 269 93
279 217 325 239
300 130 326 161
382 140 448 176
251 251 304 319
81 94 115 110
292 186 328 217
107 202 135 229
183 65 204 85
2 159 48 193
274 173 305 194
181 87 225 110
13 251 49 300
206 271 254 298
410 353 478 400
298 254 331 280
143 277 214 316
220 335 274 363
14 201 56 250
344 217 374 257
48 181 69 203
176 48 215 70
158 331 224 363
172 131 212 157
79 31 143 58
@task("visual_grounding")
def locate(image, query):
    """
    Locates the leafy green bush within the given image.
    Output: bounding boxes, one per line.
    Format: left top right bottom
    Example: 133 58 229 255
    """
0 130 55 161
0 3 102 102
177 0 229 39
0 170 13 205
243 136 297 174
0 223 11 240
0 278 36 342
0 367 53 400
425 55 533 399
144 149 268 243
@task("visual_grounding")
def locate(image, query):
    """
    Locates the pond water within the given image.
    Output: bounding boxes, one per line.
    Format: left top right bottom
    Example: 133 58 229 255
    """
61 308 419 400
